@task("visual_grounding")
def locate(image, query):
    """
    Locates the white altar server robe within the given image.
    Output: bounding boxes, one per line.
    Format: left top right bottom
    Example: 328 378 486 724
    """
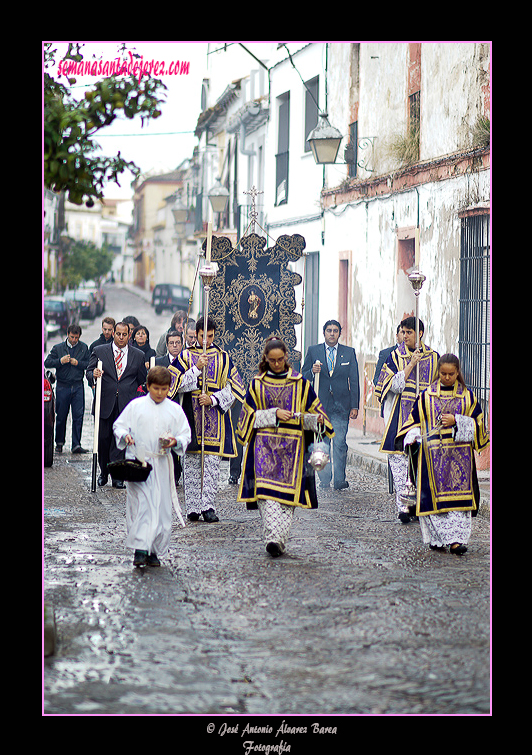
113 395 191 557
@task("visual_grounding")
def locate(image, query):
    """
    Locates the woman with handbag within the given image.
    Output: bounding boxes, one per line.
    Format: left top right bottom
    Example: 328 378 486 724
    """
113 366 191 567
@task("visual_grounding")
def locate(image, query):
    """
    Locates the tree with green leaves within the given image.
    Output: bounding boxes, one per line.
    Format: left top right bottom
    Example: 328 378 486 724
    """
43 42 167 206
60 239 114 290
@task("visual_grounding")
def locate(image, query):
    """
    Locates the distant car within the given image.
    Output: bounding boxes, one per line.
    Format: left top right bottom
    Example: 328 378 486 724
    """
83 281 106 315
64 289 97 320
44 369 55 467
152 283 191 315
43 296 80 334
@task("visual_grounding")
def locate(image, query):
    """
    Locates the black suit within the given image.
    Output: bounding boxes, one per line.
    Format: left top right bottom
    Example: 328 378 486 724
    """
374 344 398 417
86 343 147 478
301 342 360 488
155 354 171 367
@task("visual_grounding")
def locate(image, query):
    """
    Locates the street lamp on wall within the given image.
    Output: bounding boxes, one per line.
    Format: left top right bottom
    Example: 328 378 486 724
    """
172 192 188 226
307 112 343 165
208 177 230 214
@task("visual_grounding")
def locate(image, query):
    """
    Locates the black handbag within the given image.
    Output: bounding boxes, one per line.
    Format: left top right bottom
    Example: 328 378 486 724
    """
107 458 153 482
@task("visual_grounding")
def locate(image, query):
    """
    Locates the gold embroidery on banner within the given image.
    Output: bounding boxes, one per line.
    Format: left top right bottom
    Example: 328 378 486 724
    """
205 232 305 387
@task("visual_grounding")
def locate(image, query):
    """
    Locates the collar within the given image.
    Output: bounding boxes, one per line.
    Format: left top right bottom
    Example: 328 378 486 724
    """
325 342 338 350
113 343 128 354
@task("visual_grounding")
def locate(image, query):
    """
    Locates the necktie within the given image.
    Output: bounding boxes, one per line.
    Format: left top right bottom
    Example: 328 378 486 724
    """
327 346 335 374
115 348 124 380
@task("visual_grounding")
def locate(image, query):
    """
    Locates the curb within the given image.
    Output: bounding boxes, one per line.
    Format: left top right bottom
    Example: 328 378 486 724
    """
346 446 490 521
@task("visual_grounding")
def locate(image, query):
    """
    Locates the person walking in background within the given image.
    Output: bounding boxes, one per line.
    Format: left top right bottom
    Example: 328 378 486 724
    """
155 310 187 357
123 316 140 342
397 353 489 555
89 317 116 354
86 322 147 488
183 320 197 349
301 320 359 491
374 324 403 388
44 323 90 454
155 330 182 367
156 330 184 485
131 324 157 370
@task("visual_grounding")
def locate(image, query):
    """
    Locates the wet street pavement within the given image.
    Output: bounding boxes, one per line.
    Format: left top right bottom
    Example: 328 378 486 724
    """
43 285 491 720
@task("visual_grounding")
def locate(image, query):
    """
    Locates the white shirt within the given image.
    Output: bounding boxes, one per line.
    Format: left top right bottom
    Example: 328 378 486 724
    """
112 343 128 376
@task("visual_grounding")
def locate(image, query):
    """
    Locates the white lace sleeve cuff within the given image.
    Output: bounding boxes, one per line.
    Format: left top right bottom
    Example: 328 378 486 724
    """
391 370 406 393
453 413 476 443
303 413 320 432
177 366 200 393
254 407 278 428
212 383 235 413
404 427 421 446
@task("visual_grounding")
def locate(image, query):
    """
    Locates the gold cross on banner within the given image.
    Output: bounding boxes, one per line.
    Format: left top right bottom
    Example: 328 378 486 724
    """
243 186 263 234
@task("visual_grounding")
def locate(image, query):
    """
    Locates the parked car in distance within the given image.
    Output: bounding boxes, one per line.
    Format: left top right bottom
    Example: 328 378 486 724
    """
44 369 55 467
151 283 191 315
44 296 80 334
83 281 106 315
64 289 97 320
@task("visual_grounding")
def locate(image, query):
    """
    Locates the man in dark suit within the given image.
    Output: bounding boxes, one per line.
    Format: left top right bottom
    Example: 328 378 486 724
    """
373 324 404 389
86 321 147 487
155 330 182 367
302 320 360 490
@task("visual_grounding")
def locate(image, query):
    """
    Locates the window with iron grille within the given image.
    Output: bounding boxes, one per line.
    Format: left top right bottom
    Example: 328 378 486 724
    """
458 213 490 419
304 76 319 153
346 121 358 178
276 92 290 206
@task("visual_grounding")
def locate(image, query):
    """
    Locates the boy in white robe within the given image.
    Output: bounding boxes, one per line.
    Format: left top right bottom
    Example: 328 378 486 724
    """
113 366 191 567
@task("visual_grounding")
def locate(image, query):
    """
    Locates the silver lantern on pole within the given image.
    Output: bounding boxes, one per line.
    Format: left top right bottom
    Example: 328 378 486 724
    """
198 222 218 494
407 269 427 396
399 268 427 509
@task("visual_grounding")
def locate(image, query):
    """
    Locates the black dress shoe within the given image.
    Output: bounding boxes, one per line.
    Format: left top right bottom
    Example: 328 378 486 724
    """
187 512 200 521
133 550 148 566
228 475 239 485
398 512 411 524
97 475 108 487
55 444 63 453
334 481 349 490
72 445 88 454
450 543 468 556
202 508 219 523
147 553 161 566
266 541 283 557
112 479 126 489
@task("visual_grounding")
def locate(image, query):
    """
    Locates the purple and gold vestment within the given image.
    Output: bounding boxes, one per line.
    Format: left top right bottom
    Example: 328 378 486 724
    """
237 369 334 509
398 380 489 516
168 344 245 457
375 341 439 453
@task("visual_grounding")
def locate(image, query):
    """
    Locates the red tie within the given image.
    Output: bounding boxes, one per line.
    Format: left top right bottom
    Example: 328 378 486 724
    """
115 349 123 380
